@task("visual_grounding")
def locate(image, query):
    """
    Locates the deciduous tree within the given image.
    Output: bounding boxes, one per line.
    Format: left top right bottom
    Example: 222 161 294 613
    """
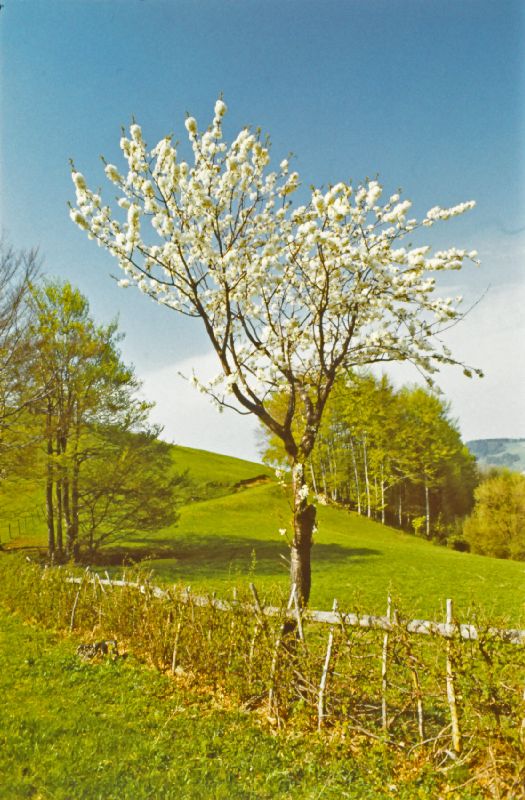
464 470 525 560
70 99 480 603
28 281 179 560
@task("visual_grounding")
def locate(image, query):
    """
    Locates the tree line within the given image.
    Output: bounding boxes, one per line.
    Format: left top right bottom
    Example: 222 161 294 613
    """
261 373 478 542
0 242 185 561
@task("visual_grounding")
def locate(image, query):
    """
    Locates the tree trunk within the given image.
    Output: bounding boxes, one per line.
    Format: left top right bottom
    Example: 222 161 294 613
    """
425 480 430 538
290 463 316 606
309 462 318 496
46 430 55 559
349 436 361 515
380 463 385 525
63 474 73 558
55 478 63 555
362 435 371 518
55 435 63 555
69 413 81 560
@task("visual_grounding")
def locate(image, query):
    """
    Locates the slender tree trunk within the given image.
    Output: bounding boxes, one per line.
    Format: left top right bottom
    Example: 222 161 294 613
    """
309 462 318 496
362 434 371 518
55 436 63 555
290 462 316 606
46 417 55 559
349 436 361 515
55 479 63 554
61 434 74 558
321 462 328 497
69 413 81 559
425 480 430 538
328 444 338 502
380 463 386 525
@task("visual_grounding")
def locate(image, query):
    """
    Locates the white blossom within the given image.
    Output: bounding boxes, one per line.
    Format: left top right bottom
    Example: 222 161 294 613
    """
185 116 197 135
69 95 480 502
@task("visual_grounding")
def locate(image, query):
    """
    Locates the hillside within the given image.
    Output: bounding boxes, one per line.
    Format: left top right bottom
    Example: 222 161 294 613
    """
467 438 525 471
2 443 524 623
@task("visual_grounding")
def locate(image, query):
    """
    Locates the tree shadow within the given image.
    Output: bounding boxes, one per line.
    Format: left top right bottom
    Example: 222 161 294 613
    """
89 534 381 579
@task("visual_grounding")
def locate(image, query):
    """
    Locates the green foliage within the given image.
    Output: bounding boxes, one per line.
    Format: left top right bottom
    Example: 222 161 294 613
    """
77 428 189 554
260 373 477 539
463 470 525 560
6 280 187 560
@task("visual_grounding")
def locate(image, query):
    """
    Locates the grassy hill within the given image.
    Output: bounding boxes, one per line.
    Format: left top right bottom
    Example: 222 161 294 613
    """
467 438 525 471
2 443 524 624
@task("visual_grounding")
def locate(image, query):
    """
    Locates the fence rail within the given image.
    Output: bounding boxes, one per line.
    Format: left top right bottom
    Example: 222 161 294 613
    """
67 574 525 645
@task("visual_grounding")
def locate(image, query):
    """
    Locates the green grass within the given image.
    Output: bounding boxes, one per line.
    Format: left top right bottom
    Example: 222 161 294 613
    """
2 444 524 624
1 607 462 800
132 482 525 623
170 444 272 489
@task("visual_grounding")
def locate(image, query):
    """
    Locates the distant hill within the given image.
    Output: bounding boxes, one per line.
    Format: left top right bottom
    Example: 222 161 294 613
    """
466 438 525 471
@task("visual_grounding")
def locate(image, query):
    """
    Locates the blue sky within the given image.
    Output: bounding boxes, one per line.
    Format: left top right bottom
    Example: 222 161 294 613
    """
1 0 524 459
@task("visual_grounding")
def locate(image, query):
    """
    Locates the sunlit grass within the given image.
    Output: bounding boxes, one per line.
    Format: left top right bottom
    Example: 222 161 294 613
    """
1 608 462 800
2 445 524 624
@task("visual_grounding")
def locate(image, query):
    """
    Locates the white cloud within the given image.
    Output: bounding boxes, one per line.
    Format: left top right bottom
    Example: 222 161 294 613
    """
140 352 261 462
381 281 525 441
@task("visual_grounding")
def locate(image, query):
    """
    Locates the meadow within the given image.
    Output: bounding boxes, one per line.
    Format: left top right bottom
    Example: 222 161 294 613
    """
2 445 525 798
2 444 524 624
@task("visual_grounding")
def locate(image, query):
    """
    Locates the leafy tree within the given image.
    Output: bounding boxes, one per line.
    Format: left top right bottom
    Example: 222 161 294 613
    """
261 374 476 537
395 388 469 537
463 470 525 560
27 281 180 560
76 426 186 555
70 98 480 603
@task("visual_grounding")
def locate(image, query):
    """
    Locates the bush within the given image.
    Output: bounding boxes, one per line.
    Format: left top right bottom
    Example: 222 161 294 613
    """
464 470 525 560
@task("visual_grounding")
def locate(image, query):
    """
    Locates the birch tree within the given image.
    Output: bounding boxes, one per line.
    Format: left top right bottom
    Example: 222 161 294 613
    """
70 98 480 603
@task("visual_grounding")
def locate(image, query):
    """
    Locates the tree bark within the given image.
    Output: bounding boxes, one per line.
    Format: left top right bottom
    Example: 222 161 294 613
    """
425 480 430 538
70 412 81 560
362 434 371 518
349 435 361 514
290 463 316 606
46 434 55 559
55 435 63 556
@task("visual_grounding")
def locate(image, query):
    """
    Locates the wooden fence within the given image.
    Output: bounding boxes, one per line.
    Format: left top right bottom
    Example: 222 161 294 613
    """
65 572 525 758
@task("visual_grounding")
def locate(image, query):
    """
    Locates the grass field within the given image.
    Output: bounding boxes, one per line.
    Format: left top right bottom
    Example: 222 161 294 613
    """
2 607 469 800
2 444 524 624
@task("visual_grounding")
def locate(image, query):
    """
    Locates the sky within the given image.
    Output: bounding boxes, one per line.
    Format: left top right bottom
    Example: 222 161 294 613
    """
1 0 524 461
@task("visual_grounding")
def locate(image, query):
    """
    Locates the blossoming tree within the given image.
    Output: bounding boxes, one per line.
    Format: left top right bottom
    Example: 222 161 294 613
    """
70 99 480 604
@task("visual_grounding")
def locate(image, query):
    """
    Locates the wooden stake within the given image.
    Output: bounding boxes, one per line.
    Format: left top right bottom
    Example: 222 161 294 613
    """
249 582 270 640
69 567 90 631
171 613 184 673
446 599 462 755
381 596 392 732
268 584 296 714
520 689 525 748
318 599 338 731
227 587 238 668
292 584 305 643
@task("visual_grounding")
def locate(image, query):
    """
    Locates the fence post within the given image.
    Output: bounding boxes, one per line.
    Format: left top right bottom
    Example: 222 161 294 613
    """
171 605 185 674
292 584 305 643
70 568 90 632
381 596 392 732
446 598 462 755
318 598 338 731
268 584 296 718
